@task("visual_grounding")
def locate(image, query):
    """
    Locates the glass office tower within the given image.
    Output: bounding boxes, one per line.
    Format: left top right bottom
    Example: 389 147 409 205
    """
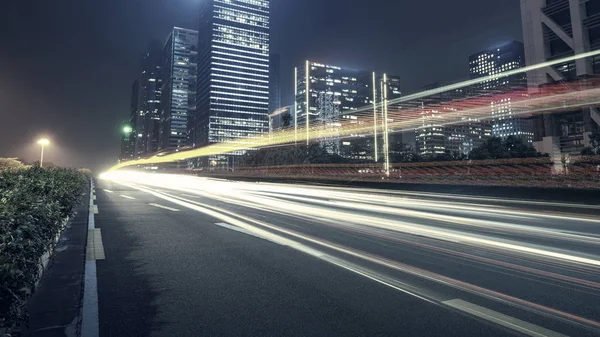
194 0 271 166
469 41 533 143
159 27 198 151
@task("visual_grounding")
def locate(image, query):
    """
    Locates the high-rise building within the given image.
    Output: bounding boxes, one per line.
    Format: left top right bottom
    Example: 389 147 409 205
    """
295 61 401 159
269 53 281 113
413 83 491 158
159 27 198 151
469 41 534 143
128 42 163 159
194 0 271 166
138 41 163 154
521 0 600 156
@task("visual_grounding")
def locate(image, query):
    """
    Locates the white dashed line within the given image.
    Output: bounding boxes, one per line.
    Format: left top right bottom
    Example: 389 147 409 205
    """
87 229 105 260
214 222 269 241
443 299 567 337
148 203 180 212
104 189 113 193
181 193 202 199
119 195 135 200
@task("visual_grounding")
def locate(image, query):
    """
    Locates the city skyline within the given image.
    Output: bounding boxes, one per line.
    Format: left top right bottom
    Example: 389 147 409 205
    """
0 0 523 170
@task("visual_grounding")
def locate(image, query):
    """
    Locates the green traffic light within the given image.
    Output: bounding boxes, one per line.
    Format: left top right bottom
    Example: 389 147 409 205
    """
123 126 133 134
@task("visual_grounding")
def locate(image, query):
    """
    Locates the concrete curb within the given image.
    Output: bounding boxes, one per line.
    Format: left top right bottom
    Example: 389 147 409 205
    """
24 182 92 337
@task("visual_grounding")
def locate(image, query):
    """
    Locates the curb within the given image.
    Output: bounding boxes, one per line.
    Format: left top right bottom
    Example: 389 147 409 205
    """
24 181 92 337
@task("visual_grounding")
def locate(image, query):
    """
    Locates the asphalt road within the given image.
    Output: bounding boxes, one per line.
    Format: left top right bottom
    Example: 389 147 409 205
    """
94 173 600 337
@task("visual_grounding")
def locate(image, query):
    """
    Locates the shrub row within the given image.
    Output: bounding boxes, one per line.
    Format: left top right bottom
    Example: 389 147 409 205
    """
0 167 89 334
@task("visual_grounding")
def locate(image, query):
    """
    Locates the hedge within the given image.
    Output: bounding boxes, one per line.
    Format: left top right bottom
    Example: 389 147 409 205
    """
0 167 89 334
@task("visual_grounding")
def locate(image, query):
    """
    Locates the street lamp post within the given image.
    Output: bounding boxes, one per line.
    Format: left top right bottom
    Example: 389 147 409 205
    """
37 138 50 168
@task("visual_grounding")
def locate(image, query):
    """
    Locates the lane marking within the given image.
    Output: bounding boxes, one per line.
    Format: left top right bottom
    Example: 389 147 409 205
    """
181 193 202 199
119 195 135 200
86 229 105 260
82 181 99 337
215 222 269 241
148 203 180 212
443 299 567 337
93 205 99 214
115 181 600 331
103 189 113 193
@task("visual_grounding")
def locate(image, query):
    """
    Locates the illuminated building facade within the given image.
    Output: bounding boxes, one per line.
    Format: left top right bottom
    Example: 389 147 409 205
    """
521 0 600 156
159 27 198 151
138 41 163 154
295 61 400 159
469 41 533 143
194 0 271 166
128 41 163 158
414 83 491 158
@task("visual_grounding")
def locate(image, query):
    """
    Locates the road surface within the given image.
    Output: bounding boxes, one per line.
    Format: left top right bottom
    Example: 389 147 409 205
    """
93 173 600 336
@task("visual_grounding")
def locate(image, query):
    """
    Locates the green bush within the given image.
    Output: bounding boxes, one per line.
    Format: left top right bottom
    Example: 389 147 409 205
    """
0 159 27 172
0 167 88 333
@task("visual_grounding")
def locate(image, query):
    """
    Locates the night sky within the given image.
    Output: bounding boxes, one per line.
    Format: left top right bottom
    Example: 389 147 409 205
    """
0 0 522 172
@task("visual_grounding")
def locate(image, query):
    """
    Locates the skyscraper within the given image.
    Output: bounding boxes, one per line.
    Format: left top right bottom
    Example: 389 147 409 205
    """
469 41 533 143
269 53 281 113
138 41 163 154
413 82 491 158
128 42 163 159
158 27 198 151
295 61 400 159
521 0 600 155
194 0 271 165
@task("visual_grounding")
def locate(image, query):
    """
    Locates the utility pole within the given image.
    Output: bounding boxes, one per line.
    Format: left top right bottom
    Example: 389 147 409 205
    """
305 60 310 146
383 74 390 178
373 72 378 162
294 67 298 145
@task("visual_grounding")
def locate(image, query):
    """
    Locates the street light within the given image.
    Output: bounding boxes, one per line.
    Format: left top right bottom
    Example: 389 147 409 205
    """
37 138 50 168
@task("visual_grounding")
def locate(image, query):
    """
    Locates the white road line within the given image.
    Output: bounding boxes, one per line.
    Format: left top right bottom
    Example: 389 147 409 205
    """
148 203 180 212
87 229 105 260
82 180 99 337
119 195 135 200
215 222 269 241
181 193 202 199
93 205 99 214
443 299 567 337
93 195 96 200
116 182 590 331
104 189 113 193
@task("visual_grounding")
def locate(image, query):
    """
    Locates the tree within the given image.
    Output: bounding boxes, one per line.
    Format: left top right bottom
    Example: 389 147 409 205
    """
581 129 600 155
469 136 543 160
281 112 292 128
389 140 421 163
0 158 26 172
581 147 596 156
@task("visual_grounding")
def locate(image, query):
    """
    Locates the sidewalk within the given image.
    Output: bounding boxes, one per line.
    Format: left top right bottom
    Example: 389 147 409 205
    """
24 185 91 337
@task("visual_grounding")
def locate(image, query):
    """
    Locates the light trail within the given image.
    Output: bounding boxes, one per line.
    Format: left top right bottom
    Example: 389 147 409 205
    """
109 51 600 171
101 171 600 334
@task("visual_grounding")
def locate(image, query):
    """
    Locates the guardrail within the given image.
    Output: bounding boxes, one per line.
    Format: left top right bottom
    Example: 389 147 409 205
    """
179 156 600 189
